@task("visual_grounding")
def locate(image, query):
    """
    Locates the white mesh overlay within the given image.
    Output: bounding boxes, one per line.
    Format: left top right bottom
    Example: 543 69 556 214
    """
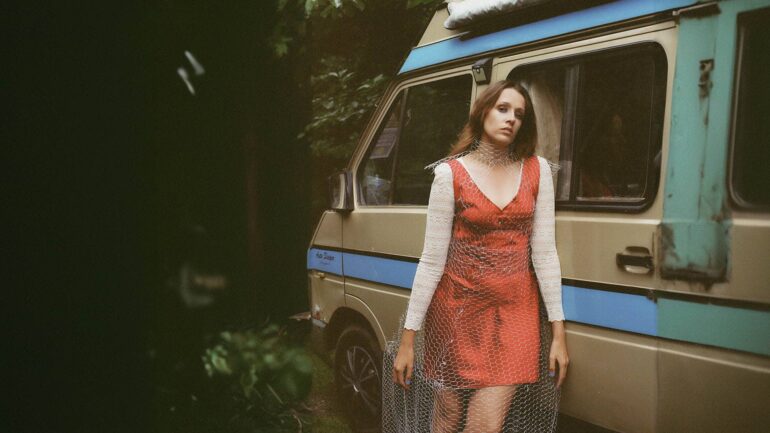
384 154 564 433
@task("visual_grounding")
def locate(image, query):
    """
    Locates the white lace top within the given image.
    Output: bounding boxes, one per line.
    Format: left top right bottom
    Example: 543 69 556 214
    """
404 156 565 331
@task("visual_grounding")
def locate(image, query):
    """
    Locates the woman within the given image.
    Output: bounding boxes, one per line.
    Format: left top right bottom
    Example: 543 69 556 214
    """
387 80 569 433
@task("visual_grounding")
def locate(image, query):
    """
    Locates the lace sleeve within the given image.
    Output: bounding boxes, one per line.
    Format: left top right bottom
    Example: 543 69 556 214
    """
403 163 454 331
532 156 565 322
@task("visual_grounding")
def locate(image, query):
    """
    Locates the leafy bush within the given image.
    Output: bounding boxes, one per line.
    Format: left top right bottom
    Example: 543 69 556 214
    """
268 1 444 225
301 56 388 160
271 0 443 57
202 325 314 432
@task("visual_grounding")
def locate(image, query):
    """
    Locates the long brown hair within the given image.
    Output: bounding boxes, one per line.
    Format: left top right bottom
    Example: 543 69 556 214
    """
449 80 538 158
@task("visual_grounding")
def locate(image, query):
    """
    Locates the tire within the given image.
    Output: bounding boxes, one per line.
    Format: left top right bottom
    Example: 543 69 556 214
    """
334 324 383 433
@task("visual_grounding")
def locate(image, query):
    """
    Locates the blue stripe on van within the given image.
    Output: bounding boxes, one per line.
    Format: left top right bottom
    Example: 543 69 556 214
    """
308 248 657 334
399 0 698 74
341 252 418 289
307 248 770 355
563 285 657 336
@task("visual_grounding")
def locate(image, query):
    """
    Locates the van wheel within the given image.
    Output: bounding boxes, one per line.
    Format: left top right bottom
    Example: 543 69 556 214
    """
334 325 382 432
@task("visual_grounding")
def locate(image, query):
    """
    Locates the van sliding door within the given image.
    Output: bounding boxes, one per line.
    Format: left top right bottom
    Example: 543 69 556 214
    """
496 29 676 433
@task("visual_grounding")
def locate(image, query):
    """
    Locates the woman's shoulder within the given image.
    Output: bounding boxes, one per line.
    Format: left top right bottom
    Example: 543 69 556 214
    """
533 155 560 180
433 161 454 180
428 157 461 175
428 161 456 200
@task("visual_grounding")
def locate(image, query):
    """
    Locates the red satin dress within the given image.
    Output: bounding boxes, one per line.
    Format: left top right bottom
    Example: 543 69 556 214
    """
423 155 542 389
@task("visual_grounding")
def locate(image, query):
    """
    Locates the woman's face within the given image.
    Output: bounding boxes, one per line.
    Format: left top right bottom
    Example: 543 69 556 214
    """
481 87 527 148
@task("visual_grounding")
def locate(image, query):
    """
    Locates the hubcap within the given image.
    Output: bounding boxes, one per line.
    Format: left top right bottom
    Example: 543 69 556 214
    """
339 345 380 417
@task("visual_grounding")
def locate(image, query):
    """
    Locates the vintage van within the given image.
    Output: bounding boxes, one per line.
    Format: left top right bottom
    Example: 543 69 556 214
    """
306 1 770 432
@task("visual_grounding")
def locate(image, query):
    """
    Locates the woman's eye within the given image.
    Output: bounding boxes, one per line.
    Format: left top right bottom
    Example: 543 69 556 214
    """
498 106 508 113
515 111 526 118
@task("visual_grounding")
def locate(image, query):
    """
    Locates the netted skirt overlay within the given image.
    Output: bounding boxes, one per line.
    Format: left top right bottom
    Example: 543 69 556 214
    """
383 298 559 433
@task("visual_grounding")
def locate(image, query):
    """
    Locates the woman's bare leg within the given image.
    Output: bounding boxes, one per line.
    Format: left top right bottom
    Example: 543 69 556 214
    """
432 388 463 433
463 385 516 433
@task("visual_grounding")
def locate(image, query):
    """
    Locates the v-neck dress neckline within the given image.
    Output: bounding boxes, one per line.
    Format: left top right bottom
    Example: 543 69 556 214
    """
457 156 524 212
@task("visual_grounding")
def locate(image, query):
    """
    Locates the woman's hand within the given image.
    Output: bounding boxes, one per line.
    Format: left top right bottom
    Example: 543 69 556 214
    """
393 329 416 390
549 321 569 389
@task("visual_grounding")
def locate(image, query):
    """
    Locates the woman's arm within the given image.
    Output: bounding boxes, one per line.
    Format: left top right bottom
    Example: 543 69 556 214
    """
531 156 565 322
533 156 569 387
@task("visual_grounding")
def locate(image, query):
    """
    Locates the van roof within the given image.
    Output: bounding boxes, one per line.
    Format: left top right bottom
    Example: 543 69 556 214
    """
399 0 699 75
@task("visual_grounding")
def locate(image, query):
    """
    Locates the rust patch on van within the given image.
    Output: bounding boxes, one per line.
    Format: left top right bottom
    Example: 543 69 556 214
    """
659 221 727 286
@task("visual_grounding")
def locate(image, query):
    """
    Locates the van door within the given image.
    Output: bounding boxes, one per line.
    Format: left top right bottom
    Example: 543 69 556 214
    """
653 4 770 432
495 24 677 433
341 71 475 347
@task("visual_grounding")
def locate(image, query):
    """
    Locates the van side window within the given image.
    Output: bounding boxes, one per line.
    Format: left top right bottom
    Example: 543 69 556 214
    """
358 75 472 206
359 94 403 205
512 44 667 211
393 76 472 204
730 7 770 209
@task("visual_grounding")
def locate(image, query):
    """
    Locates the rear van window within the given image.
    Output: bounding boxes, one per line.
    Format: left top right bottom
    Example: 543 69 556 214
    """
511 43 668 212
730 7 770 209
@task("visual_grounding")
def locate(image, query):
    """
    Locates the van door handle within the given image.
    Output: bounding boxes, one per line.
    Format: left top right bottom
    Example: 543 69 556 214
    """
616 247 653 274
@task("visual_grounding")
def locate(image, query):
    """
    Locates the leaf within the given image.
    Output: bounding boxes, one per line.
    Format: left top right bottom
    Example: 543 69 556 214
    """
304 0 316 16
351 0 366 12
274 364 312 401
240 371 256 398
211 354 232 375
263 353 279 369
291 352 314 374
271 35 292 57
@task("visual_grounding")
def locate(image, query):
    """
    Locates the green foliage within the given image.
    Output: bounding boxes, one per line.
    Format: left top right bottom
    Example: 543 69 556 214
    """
271 0 366 57
273 0 440 165
270 0 443 58
202 325 314 432
270 0 441 220
301 56 389 160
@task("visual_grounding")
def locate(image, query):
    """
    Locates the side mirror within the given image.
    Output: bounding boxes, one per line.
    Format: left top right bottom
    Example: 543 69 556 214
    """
328 170 353 212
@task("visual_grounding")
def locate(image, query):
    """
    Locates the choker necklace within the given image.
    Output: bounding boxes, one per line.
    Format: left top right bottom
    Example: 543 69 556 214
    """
468 138 520 167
